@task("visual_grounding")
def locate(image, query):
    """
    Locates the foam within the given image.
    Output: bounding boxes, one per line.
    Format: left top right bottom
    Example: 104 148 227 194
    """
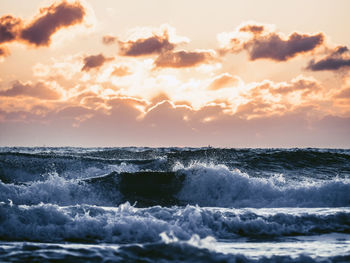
0 173 121 206
0 203 349 243
175 162 350 207
2 240 348 263
1 162 349 208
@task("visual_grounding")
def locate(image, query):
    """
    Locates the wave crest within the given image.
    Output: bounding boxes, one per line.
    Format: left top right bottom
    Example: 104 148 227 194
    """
175 163 350 207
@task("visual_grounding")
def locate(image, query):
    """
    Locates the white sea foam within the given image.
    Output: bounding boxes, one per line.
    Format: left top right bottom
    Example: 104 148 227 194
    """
0 203 349 243
1 162 349 208
0 173 121 206
174 162 350 207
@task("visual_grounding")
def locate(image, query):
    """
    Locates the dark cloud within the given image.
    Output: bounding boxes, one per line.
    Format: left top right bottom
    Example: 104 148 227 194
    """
154 50 214 68
0 15 22 44
20 1 85 46
307 58 350 71
239 24 264 35
102 35 116 45
247 32 324 61
221 23 324 61
334 46 349 55
119 35 175 56
82 54 113 71
0 81 60 100
0 0 86 60
307 46 350 71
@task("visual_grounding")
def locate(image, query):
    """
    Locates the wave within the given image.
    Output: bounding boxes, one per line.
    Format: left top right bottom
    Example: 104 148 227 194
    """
0 163 349 207
2 147 350 261
1 240 348 263
0 151 159 184
167 148 350 179
1 148 350 185
0 203 349 243
175 163 350 207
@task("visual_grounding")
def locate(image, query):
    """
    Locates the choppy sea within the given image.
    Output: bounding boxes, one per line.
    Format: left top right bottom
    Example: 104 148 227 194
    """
0 147 349 262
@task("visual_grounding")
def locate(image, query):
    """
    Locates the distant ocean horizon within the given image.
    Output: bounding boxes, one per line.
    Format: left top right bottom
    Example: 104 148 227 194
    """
0 147 349 262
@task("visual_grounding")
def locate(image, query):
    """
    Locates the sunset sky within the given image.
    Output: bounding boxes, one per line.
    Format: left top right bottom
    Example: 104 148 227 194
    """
0 0 349 147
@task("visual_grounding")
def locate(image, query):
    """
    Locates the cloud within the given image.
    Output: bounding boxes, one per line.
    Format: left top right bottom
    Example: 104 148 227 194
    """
0 46 10 59
119 35 175 56
81 54 113 71
0 15 22 44
54 105 94 124
268 76 321 96
239 24 265 35
208 73 240 90
102 35 116 45
20 1 85 46
117 25 190 57
0 1 87 60
154 50 216 68
219 22 324 61
2 95 349 147
117 24 189 57
307 46 350 71
247 32 324 61
117 25 212 68
0 81 61 100
235 76 323 119
111 65 131 76
335 87 350 99
0 70 347 147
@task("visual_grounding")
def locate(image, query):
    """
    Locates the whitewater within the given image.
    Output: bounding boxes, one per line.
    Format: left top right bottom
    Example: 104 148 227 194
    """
0 147 349 262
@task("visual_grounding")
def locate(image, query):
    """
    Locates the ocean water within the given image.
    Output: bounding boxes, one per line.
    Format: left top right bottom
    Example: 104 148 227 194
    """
0 147 349 262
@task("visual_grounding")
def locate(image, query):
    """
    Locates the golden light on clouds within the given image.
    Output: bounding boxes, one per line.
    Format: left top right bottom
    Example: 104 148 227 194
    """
0 0 349 147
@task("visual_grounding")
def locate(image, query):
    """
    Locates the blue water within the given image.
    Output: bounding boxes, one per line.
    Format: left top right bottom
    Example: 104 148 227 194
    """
0 147 349 262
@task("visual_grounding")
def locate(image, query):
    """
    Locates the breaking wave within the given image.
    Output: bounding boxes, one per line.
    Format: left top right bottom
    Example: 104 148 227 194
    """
1 162 349 207
0 202 349 243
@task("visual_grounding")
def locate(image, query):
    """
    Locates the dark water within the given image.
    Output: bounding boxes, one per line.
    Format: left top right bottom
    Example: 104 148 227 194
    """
0 147 349 262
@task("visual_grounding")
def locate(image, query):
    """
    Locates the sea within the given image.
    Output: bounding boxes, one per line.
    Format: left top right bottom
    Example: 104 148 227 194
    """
0 147 349 262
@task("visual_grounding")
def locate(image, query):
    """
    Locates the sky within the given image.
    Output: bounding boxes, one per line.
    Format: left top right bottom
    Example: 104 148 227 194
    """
0 0 349 147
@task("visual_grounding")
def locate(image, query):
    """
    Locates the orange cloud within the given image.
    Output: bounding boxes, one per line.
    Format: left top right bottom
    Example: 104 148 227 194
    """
335 87 350 99
0 71 348 147
2 94 349 147
236 76 324 119
208 73 239 90
0 46 10 59
111 65 131 77
269 77 321 97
